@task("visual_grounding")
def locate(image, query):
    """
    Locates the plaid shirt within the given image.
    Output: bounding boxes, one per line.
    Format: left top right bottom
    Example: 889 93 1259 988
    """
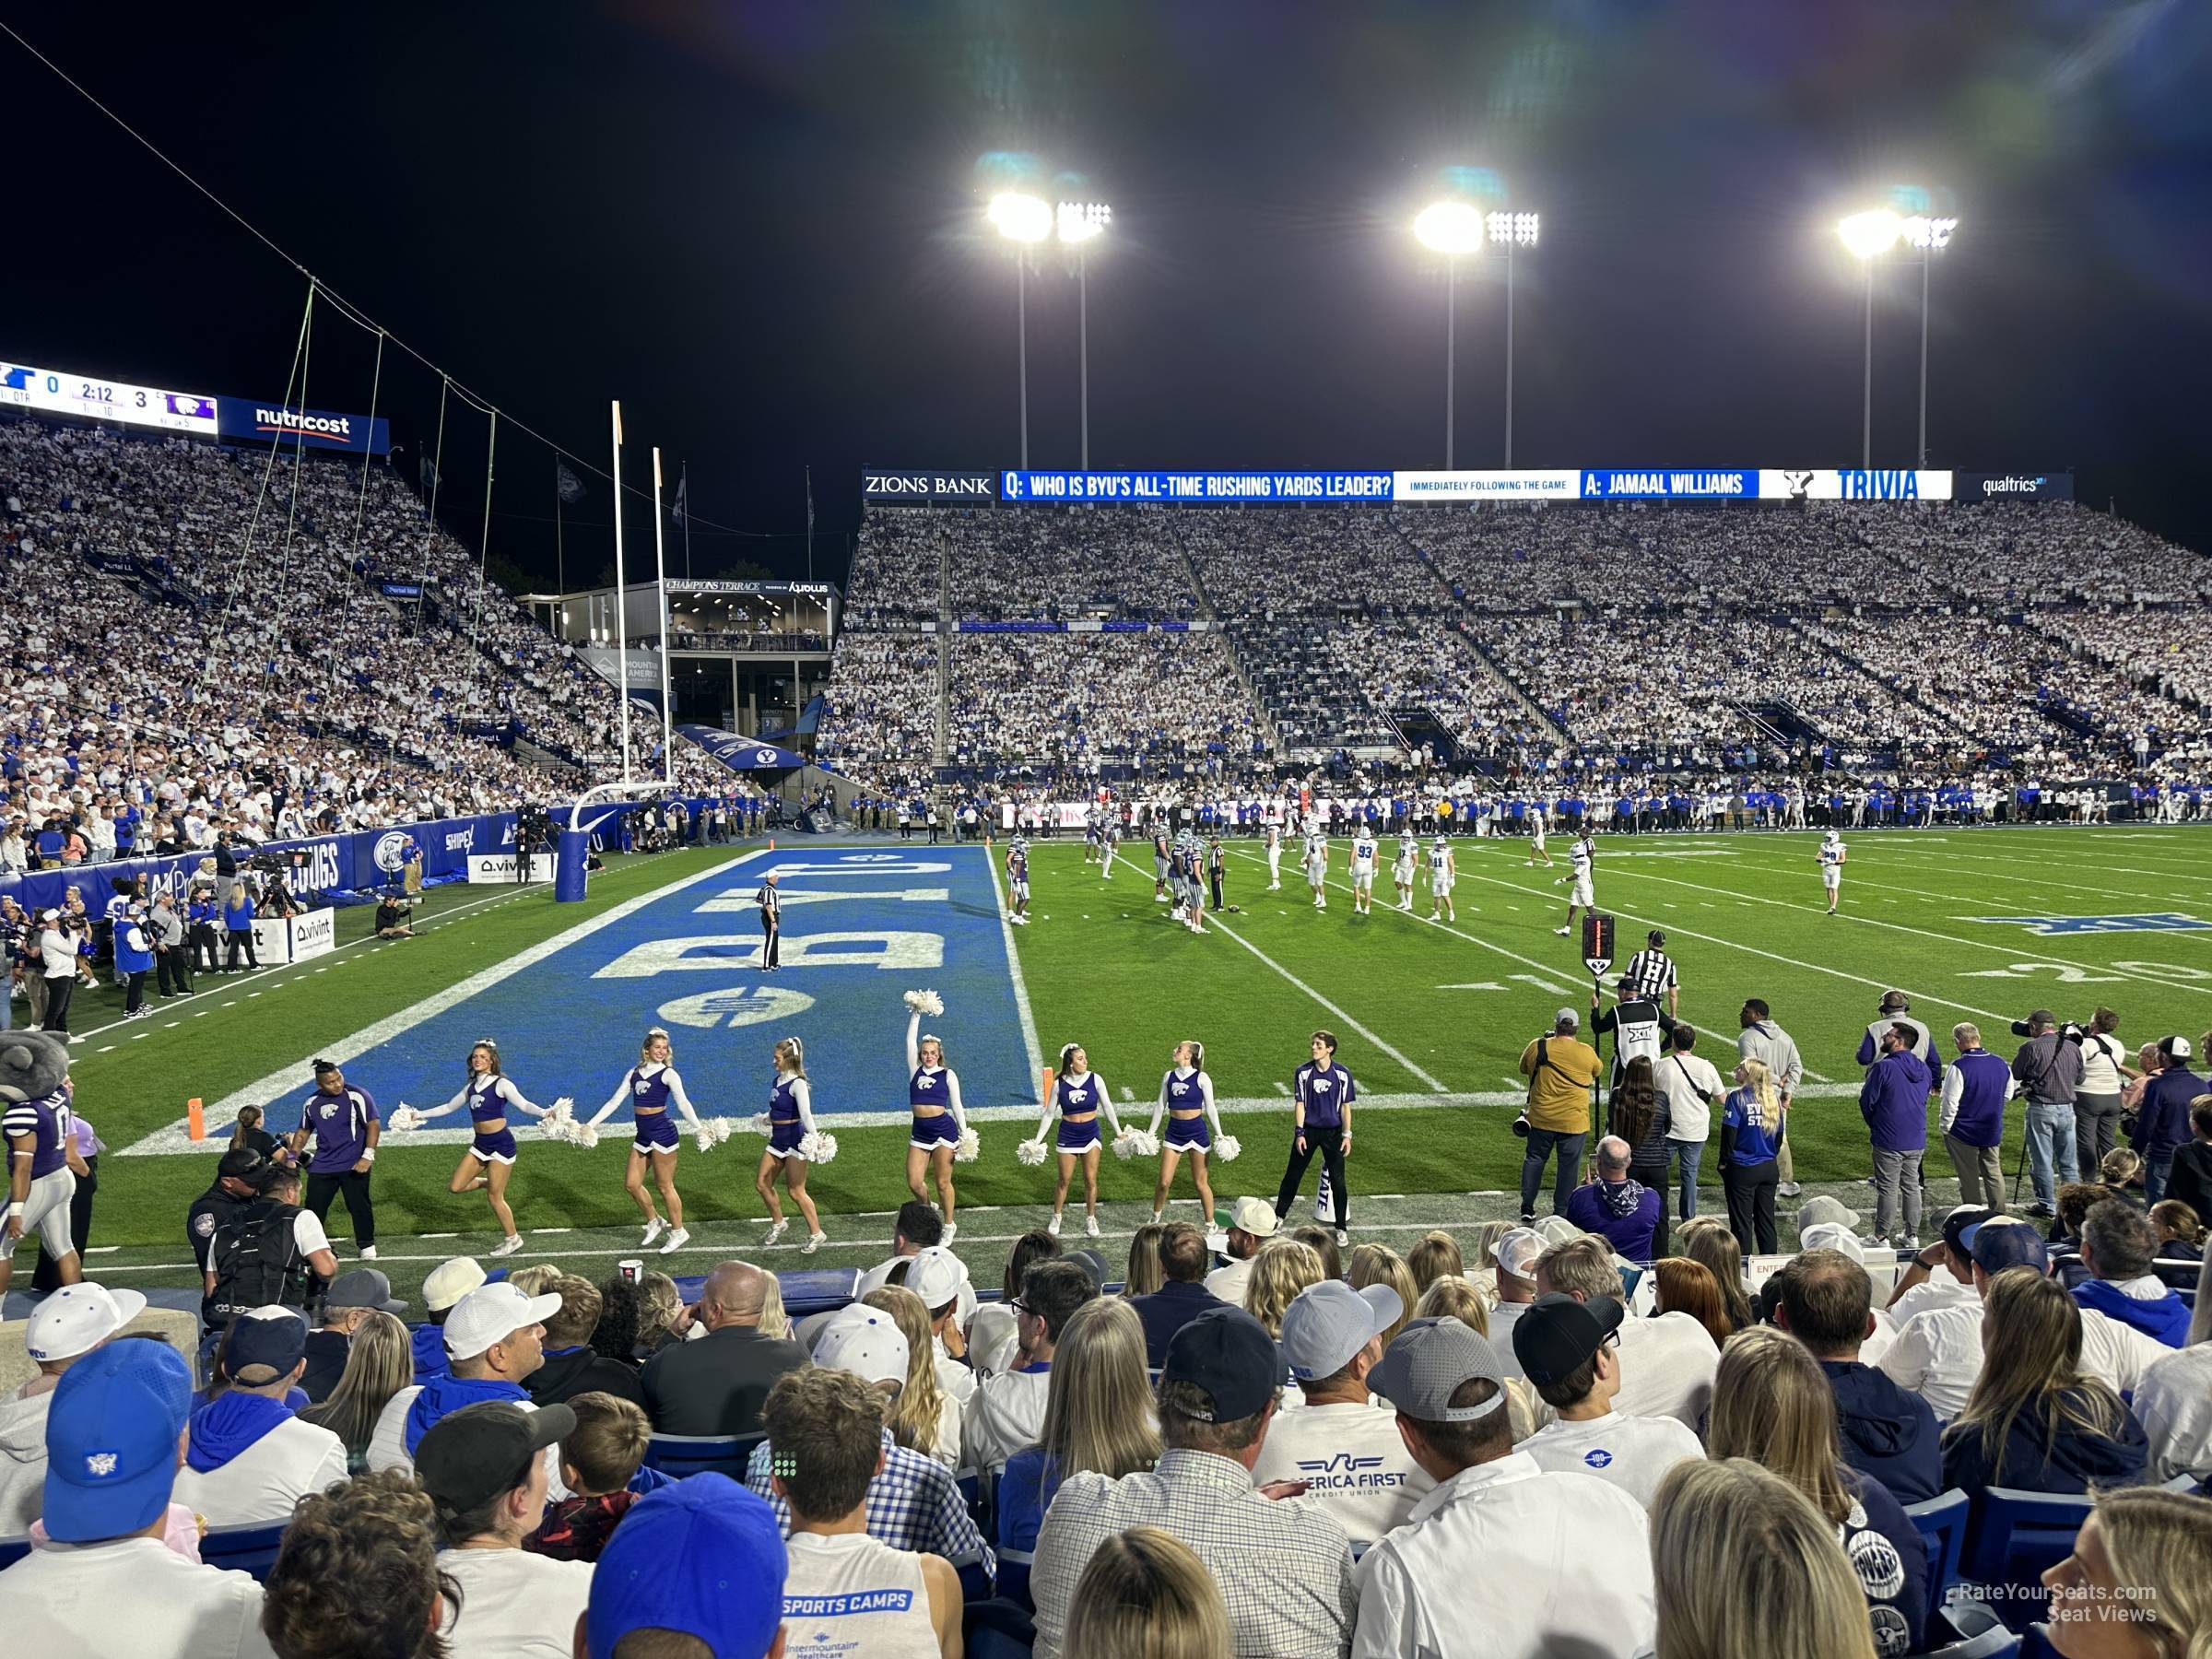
746 1429 991 1572
1030 1448 1356 1659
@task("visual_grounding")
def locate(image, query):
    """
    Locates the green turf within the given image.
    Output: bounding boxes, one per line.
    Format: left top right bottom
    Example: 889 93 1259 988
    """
44 826 2212 1309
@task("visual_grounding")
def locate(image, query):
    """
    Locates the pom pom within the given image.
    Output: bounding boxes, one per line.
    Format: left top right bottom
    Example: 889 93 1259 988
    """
1112 1127 1159 1160
1215 1134 1241 1163
904 988 945 1018
548 1096 575 1120
749 1112 773 1136
536 1100 580 1143
1016 1137 1047 1168
693 1117 732 1155
799 1130 839 1164
386 1105 426 1133
954 1127 981 1163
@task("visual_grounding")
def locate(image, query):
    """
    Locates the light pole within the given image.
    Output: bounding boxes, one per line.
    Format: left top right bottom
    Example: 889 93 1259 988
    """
1836 208 1958 469
1056 199 1111 469
987 192 1052 469
1415 202 1538 469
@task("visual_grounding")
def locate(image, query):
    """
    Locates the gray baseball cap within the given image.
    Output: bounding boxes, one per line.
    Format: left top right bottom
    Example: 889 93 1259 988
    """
1279 1280 1402 1382
324 1267 407 1314
1368 1317 1509 1423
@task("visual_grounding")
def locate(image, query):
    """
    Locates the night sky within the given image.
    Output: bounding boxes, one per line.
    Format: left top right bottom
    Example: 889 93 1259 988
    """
6 2 2210 590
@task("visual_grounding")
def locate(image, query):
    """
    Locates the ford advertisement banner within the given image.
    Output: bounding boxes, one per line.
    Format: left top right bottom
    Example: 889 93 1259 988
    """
218 398 392 455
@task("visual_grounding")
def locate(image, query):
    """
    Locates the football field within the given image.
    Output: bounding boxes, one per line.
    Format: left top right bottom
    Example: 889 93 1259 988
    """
40 825 2212 1308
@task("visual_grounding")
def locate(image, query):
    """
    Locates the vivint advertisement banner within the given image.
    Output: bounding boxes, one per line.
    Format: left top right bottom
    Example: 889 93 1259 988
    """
980 467 2071 505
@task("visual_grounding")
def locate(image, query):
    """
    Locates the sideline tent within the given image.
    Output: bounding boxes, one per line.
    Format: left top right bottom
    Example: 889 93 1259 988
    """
677 724 806 772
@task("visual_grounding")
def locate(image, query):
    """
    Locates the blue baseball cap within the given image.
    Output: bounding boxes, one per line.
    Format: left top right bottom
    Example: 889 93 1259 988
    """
1965 1217 2051 1277
42 1339 194 1542
587 1474 786 1659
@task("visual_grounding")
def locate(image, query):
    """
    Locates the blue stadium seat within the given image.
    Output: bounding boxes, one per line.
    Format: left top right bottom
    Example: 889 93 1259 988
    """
950 1549 994 1606
1914 1600 2021 1659
200 1519 288 1581
644 1431 766 1481
994 1546 1034 1612
2154 1259 2200 1291
1905 1488 1972 1597
1964 1488 2093 1630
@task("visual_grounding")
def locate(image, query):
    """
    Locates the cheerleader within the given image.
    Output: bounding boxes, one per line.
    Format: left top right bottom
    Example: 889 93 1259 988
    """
1147 1040 1234 1223
905 997 973 1241
756 1037 828 1253
406 1040 554 1258
585 1027 712 1254
1023 1043 1124 1237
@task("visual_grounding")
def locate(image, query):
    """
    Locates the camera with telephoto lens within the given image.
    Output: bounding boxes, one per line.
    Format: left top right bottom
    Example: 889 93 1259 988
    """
2008 1016 2084 1042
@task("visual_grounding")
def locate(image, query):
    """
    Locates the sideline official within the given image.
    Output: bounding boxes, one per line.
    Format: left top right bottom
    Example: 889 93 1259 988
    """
755 873 781 971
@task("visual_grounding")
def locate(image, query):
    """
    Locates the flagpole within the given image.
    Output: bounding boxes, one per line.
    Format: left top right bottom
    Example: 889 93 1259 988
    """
611 401 631 784
806 465 815 583
680 462 692 580
553 459 566 600
652 446 674 787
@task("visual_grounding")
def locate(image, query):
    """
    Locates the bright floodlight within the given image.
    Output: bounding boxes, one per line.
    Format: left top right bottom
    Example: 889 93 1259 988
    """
1900 214 1959 251
1487 210 1540 247
988 192 1053 243
1057 200 1112 243
1837 209 1901 260
1415 200 1487 255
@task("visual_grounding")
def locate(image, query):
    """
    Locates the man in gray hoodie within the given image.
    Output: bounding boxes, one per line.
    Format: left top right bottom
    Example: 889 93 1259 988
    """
1739 998 1806 1194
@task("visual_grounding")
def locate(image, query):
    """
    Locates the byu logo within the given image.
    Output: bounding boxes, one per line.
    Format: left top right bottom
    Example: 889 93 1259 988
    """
85 1452 119 1477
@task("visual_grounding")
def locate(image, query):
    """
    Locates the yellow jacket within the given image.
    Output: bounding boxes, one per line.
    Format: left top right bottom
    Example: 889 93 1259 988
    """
1518 1033 1601 1133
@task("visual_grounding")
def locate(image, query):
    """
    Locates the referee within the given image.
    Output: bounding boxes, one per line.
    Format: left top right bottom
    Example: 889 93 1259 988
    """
756 872 782 971
1621 929 1679 1018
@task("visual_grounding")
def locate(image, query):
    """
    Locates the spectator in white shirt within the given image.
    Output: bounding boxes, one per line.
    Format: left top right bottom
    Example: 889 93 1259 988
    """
1030 1306 1357 1659
0 1340 274 1659
967 1259 1098 1473
1536 1234 1719 1428
0 1283 148 1535
1511 1292 1705 1508
414 1400 593 1659
1881 1205 1990 1323
2133 1256 2212 1482
171 1306 347 1525
1202 1196 1279 1306
1252 1278 1434 1547
1356 1315 1656 1659
1486 1227 1546 1378
1878 1216 2168 1421
260 1467 448 1659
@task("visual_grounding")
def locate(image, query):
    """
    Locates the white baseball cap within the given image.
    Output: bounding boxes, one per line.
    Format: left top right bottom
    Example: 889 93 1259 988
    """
812 1306 911 1388
1229 1196 1280 1240
1797 1222 1866 1265
422 1257 488 1313
905 1246 969 1312
1491 1226 1547 1280
443 1282 562 1360
25 1283 147 1363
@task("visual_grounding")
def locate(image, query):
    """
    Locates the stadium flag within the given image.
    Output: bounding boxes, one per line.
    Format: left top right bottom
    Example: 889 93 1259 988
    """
671 474 688 528
418 453 440 490
556 459 586 503
1582 912 1616 982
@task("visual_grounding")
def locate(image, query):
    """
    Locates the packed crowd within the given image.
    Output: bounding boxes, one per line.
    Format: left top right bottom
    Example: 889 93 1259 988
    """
946 633 1266 763
0 418 724 822
1182 509 1441 616
947 510 1200 623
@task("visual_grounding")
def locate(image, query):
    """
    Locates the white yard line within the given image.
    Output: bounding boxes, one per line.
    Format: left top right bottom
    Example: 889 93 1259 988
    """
982 845 1047 1087
1198 916 1452 1091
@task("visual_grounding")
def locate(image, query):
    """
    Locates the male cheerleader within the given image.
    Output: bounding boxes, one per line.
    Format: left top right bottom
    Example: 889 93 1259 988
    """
1006 836 1031 926
1527 803 1554 868
1393 830 1418 912
1265 822 1284 890
1348 823 1378 915
1427 834 1456 924
1556 827 1595 935
1302 825 1331 911
1819 829 1846 915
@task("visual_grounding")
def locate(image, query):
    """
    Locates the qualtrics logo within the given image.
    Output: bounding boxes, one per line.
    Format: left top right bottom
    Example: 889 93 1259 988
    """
1979 476 2047 495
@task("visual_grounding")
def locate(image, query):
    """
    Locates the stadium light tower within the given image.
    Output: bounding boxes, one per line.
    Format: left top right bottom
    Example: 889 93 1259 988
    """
1414 201 1538 468
1837 206 1958 467
986 190 1111 469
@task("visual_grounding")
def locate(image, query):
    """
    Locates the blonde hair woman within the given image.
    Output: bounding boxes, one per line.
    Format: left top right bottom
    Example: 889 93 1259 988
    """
755 1035 827 1253
864 1286 957 1468
1406 1230 1465 1296
996 1297 1161 1564
1348 1243 1419 1350
1940 1267 2148 1496
1123 1223 1168 1300
634 1271 690 1358
2043 1487 2212 1659
1063 1525 1231 1659
1652 1459 1879 1659
1243 1239 1326 1338
1707 1327 1930 1652
757 1270 791 1342
1718 1055 1784 1254
299 1311 412 1475
584 1027 712 1255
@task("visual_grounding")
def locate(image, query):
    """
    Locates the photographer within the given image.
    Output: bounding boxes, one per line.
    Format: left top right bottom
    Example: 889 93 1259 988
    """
373 893 416 940
2012 1009 2085 1218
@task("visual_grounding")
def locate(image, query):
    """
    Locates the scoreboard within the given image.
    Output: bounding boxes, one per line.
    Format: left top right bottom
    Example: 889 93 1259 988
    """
1 360 219 437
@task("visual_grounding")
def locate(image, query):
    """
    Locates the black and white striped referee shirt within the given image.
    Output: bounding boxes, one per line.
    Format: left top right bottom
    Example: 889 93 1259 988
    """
756 883 780 922
1620 947 1677 1002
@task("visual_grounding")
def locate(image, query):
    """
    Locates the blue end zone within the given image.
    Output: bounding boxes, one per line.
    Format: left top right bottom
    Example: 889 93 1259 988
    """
327 847 1037 1128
